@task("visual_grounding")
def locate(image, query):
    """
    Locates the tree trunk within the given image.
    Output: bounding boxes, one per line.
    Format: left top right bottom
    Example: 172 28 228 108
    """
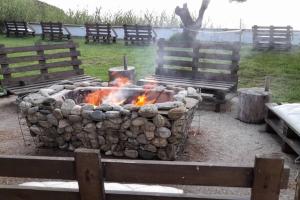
175 0 210 40
238 87 271 123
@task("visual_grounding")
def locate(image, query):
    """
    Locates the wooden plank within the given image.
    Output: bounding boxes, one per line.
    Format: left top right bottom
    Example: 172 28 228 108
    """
158 50 194 58
160 60 194 68
103 159 253 187
147 75 235 86
1 60 82 74
0 185 79 200
106 190 249 200
0 42 77 54
142 76 234 87
0 155 75 179
75 149 105 200
0 185 250 200
251 154 284 200
156 68 237 82
0 155 290 189
1 69 84 86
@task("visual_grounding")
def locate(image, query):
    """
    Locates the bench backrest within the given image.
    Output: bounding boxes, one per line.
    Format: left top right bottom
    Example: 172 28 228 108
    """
0 41 83 87
41 22 64 34
85 23 112 36
252 25 292 44
4 21 28 31
0 149 290 200
124 24 153 39
156 39 240 83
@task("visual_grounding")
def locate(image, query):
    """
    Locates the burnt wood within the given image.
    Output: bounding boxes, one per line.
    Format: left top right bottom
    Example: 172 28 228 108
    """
0 41 99 95
123 24 157 45
4 21 35 37
138 38 241 112
41 22 71 41
0 150 289 200
85 23 117 44
252 25 292 51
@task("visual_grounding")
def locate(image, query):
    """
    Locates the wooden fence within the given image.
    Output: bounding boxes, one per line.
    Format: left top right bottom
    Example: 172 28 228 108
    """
0 149 290 200
252 25 293 50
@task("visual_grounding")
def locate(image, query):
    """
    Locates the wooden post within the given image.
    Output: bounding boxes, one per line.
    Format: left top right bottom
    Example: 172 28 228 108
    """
295 172 300 200
69 41 80 73
35 43 47 76
75 149 105 200
270 26 274 48
265 76 271 92
251 154 284 200
0 44 12 82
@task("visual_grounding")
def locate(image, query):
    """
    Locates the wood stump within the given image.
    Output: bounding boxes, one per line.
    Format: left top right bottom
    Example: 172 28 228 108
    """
108 66 135 85
238 87 271 123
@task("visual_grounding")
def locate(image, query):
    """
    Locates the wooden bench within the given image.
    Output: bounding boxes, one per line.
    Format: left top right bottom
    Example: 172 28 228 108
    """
0 41 99 95
41 22 71 41
0 149 290 200
4 21 35 37
85 23 117 44
123 24 157 45
138 39 240 112
265 103 300 161
252 25 292 50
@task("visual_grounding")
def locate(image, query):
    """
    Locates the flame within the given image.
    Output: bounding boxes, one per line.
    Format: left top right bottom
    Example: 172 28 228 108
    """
133 94 156 106
85 76 158 107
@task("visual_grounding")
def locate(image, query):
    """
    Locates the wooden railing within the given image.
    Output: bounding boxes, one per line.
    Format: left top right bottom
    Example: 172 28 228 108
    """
0 149 290 200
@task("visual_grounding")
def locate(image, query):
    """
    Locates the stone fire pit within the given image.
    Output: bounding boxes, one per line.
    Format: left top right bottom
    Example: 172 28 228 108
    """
19 81 200 160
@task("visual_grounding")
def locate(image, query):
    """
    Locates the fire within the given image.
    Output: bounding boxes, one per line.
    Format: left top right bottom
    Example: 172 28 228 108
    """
133 94 156 107
85 76 158 107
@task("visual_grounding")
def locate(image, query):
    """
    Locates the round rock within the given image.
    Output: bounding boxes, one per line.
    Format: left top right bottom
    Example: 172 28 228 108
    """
157 127 172 138
97 104 113 112
153 114 165 127
132 117 145 126
70 105 82 115
105 111 120 119
53 109 63 120
69 115 82 123
90 110 106 121
58 119 70 129
61 99 76 117
138 104 158 118
124 149 139 159
168 106 186 120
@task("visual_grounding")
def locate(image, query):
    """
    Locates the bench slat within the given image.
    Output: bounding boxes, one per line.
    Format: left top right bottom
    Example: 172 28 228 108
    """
144 75 235 87
1 69 84 87
0 155 289 189
0 51 80 64
0 185 251 200
1 60 81 74
0 43 77 54
156 68 237 82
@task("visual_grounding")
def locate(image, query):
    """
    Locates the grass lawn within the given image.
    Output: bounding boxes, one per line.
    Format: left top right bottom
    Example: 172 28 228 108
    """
0 35 299 102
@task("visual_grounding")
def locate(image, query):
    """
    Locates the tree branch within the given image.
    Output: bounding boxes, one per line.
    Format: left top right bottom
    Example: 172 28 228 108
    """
195 0 210 28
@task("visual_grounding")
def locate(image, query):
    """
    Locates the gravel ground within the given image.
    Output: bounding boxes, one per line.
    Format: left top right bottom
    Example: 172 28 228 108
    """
0 95 298 199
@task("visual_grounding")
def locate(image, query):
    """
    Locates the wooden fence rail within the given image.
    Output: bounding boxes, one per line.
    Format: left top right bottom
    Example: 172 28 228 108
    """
0 149 290 200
